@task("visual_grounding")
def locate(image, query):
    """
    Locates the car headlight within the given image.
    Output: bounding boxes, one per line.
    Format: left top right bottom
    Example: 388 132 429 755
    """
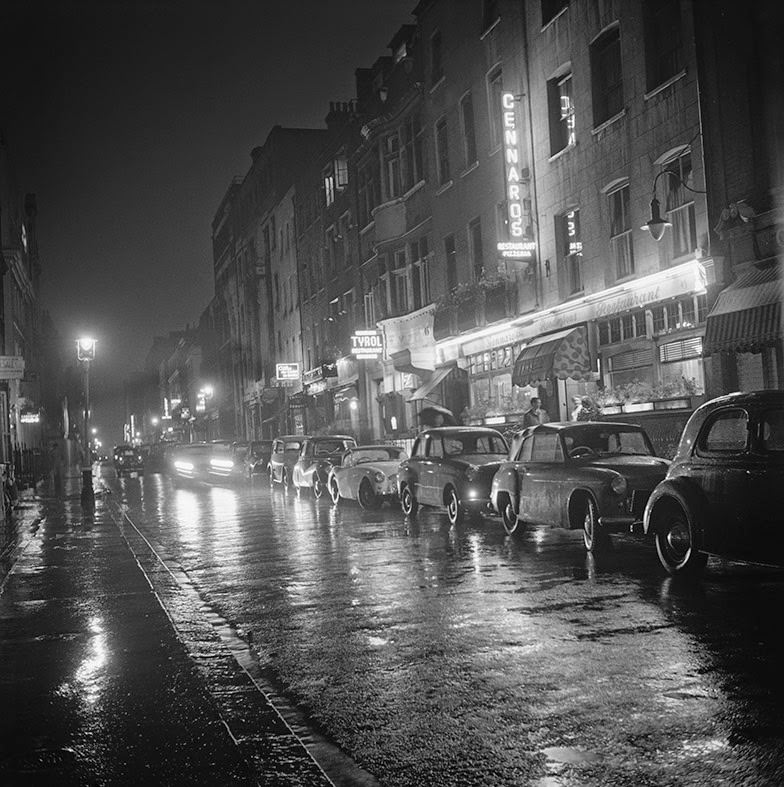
373 471 385 483
610 475 627 496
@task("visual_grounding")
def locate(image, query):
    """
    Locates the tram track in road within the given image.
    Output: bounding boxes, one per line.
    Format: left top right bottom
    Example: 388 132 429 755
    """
104 492 379 787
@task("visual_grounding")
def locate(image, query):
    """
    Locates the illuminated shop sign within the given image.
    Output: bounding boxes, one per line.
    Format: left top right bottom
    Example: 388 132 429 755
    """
303 361 338 386
350 330 384 359
276 362 301 381
20 411 41 424
496 92 536 261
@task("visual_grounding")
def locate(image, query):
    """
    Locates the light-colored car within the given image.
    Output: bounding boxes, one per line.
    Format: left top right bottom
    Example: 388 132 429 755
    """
268 435 308 487
292 435 357 498
490 422 669 550
644 390 784 576
397 427 509 525
168 442 212 484
327 444 408 509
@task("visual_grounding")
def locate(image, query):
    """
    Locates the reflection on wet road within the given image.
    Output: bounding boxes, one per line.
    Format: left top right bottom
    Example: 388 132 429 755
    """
115 469 784 786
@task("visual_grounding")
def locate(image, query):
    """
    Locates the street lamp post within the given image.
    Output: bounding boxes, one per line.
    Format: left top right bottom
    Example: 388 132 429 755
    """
77 337 96 507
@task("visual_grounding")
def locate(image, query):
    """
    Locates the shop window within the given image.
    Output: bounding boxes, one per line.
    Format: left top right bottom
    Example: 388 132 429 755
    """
607 348 654 389
591 26 623 126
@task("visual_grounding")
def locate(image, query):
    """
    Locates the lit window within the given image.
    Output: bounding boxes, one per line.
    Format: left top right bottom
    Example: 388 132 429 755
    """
548 71 575 154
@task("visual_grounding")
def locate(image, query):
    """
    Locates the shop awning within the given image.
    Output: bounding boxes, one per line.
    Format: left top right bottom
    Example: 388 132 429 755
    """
512 326 591 387
703 263 783 355
408 364 455 402
391 348 434 376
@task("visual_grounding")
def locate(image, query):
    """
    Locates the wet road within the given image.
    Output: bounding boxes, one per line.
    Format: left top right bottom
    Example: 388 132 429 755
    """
109 467 784 786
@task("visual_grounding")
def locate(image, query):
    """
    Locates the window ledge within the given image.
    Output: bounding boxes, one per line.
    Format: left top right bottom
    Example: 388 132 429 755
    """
548 142 576 163
359 220 375 236
591 108 627 136
480 17 501 39
435 180 454 196
541 5 568 32
402 180 426 200
429 76 446 95
644 69 687 101
460 161 480 178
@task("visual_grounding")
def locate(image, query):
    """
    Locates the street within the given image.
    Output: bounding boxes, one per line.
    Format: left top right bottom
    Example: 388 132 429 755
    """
106 465 784 786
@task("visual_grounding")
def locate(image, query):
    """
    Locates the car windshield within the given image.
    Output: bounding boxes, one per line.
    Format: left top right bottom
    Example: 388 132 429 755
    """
314 439 350 455
442 434 507 456
352 447 405 464
283 441 302 451
565 427 654 457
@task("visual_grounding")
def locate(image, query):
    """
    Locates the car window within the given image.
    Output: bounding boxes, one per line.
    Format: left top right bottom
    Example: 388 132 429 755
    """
698 408 749 453
314 439 346 455
761 408 784 452
428 437 444 458
411 438 425 458
517 435 534 462
284 440 302 452
530 433 564 463
352 447 404 463
443 438 463 456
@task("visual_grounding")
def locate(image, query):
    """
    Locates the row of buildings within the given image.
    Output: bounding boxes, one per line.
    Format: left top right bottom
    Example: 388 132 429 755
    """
128 0 782 456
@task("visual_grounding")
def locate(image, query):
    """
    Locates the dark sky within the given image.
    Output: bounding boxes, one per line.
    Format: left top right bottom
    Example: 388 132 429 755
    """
1 0 413 443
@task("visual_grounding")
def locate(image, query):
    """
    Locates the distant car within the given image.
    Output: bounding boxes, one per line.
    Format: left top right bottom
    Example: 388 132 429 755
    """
204 441 248 483
491 422 669 550
293 435 357 498
243 440 273 478
398 427 508 525
113 444 144 476
268 435 308 487
327 444 408 509
168 442 212 484
644 390 784 576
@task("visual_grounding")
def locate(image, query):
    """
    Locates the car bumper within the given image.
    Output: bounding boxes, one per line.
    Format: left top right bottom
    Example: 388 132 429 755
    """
598 515 639 532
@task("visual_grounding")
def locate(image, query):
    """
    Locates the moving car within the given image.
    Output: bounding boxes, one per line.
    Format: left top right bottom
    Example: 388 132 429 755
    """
491 422 669 550
398 427 508 525
268 435 308 487
327 444 408 509
644 390 784 575
167 442 212 484
113 444 144 476
292 435 357 498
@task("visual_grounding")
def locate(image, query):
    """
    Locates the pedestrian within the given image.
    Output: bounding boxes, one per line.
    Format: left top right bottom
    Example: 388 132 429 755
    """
571 396 584 421
522 397 549 428
576 397 599 421
49 439 65 496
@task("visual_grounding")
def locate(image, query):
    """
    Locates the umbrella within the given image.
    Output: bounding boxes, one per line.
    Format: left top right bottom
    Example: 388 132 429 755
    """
418 404 458 427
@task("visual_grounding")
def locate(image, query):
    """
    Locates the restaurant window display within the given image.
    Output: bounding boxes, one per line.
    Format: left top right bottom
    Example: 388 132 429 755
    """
465 342 534 422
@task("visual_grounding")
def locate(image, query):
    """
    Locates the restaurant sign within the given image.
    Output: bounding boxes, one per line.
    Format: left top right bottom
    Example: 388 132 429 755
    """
0 356 25 380
351 330 383 360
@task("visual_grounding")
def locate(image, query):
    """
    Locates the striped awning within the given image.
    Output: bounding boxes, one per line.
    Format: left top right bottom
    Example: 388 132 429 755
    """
512 326 591 387
703 263 783 355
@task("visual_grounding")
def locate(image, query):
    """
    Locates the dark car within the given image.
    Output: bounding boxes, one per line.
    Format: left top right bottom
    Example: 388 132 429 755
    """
113 444 144 476
490 422 670 551
243 440 273 478
292 435 357 498
268 435 308 487
398 427 508 525
644 390 784 576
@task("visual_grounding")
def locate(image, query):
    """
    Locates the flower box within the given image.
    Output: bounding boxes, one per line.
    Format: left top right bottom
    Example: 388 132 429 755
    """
622 402 655 413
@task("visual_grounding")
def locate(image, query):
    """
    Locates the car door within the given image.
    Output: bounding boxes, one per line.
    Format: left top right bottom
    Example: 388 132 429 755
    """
420 434 443 506
519 431 566 526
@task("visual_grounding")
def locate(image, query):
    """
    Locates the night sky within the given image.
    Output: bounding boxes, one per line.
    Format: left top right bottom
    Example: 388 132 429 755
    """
1 0 413 443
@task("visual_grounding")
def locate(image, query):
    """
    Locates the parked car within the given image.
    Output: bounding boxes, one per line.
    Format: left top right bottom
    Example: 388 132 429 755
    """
113 444 144 476
292 435 357 498
398 427 508 525
644 390 784 576
243 439 273 478
268 435 308 487
327 444 408 509
490 422 670 551
167 442 213 484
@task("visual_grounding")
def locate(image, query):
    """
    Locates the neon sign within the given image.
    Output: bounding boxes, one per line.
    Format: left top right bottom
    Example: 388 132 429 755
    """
351 330 383 360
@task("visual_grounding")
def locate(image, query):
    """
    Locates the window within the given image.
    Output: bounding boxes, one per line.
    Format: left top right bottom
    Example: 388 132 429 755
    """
761 409 784 453
460 93 478 166
430 30 444 84
444 235 457 291
468 218 484 281
530 433 564 463
391 249 408 315
591 26 623 126
324 167 336 207
644 0 682 91
435 117 451 185
487 66 504 149
662 150 697 259
483 0 500 31
411 236 431 309
364 291 376 328
606 348 655 389
698 409 749 454
548 71 575 155
402 112 425 190
556 209 583 295
541 0 568 27
357 152 379 228
428 436 444 458
383 133 402 199
609 184 634 278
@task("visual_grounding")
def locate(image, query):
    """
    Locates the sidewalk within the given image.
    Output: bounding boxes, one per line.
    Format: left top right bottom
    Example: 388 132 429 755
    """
0 475 331 785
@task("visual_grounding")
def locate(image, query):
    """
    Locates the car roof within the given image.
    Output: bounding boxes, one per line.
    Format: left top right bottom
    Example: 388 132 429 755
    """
275 434 308 441
309 434 355 441
349 444 404 451
696 390 784 409
420 426 504 435
533 421 646 431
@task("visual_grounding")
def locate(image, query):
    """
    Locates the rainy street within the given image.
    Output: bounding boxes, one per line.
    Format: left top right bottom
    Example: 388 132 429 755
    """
105 466 784 787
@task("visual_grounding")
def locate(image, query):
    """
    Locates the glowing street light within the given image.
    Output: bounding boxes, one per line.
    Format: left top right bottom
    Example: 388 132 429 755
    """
76 337 96 507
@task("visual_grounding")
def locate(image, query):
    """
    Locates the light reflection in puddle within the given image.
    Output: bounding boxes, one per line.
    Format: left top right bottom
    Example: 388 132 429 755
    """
58 616 108 706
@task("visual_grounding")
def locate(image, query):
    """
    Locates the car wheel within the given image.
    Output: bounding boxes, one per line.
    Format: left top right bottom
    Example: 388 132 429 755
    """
329 478 340 505
401 484 418 517
446 486 465 526
500 494 522 536
313 474 325 499
358 479 380 510
582 498 609 552
654 503 708 576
